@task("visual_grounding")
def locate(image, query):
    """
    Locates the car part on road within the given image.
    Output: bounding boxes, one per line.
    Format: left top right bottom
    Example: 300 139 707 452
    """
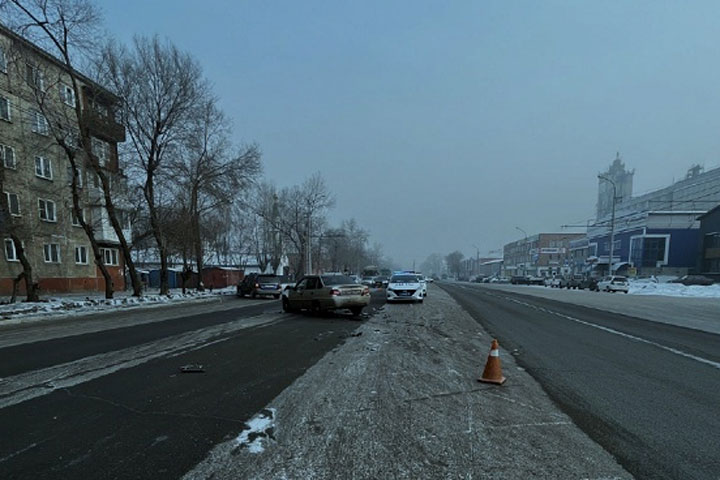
180 364 205 373
478 339 506 385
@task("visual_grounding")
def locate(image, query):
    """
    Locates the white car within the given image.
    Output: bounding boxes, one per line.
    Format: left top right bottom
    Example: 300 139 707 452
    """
386 274 425 303
597 275 630 293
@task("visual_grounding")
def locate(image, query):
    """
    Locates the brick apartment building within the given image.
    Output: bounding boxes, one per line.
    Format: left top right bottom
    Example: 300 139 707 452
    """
503 233 584 278
1 24 130 295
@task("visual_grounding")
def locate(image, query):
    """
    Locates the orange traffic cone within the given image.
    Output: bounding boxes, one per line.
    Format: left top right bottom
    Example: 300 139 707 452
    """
478 339 506 385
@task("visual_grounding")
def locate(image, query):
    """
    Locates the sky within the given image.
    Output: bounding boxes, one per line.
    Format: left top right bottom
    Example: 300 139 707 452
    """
102 0 720 267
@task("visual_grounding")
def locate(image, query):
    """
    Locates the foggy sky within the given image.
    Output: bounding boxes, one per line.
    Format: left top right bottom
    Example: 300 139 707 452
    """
102 1 720 267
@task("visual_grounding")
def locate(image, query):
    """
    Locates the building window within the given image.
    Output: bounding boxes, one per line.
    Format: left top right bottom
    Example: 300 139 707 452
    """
4 192 20 215
0 46 6 73
101 248 119 266
31 110 49 135
25 64 46 91
71 208 84 226
35 156 53 180
4 238 18 261
38 198 57 222
67 165 83 188
0 96 10 121
1 144 16 168
642 237 667 267
75 245 88 264
60 83 76 107
91 137 110 166
43 243 61 263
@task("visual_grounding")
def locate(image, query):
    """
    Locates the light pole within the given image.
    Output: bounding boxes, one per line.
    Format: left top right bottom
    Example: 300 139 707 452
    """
515 227 528 276
472 243 480 278
598 175 617 276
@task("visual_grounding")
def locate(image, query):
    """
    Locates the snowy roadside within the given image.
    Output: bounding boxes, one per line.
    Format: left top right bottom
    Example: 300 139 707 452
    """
183 286 632 480
0 287 236 325
628 281 720 297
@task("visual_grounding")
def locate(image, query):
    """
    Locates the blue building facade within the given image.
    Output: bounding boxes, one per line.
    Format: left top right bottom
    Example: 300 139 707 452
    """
586 212 701 276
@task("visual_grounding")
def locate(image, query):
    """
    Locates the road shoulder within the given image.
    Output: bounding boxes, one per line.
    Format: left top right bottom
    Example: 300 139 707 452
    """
184 286 632 479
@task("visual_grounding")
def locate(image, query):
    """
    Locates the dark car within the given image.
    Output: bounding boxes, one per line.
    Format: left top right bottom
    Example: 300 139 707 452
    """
561 274 585 289
373 275 389 288
237 273 282 298
669 275 714 286
510 275 530 285
580 277 599 291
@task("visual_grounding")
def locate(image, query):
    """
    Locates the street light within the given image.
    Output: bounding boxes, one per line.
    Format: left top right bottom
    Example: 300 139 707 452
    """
598 175 617 276
472 243 480 277
515 226 528 276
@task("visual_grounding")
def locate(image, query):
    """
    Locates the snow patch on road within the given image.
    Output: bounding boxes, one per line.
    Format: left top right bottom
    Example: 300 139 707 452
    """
235 408 276 454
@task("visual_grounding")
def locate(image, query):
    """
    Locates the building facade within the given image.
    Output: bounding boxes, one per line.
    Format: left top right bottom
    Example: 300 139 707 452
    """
503 233 584 278
697 205 720 280
1 25 129 295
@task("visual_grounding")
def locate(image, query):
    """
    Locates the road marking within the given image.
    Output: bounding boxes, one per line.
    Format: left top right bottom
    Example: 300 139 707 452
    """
499 295 720 371
0 314 284 410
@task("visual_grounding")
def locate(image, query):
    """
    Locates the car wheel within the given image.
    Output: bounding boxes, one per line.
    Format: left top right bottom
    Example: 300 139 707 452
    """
251 291 257 299
273 294 280 299
350 306 363 316
311 300 322 314
282 297 291 313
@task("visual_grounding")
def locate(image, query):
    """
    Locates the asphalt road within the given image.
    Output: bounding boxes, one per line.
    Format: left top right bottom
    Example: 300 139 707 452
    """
440 282 720 480
0 292 385 480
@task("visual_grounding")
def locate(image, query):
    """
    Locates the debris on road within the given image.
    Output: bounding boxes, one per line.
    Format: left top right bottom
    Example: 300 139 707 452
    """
179 364 205 373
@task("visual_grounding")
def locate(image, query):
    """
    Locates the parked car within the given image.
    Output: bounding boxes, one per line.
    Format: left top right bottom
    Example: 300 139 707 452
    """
360 276 375 287
282 275 370 316
597 275 630 293
560 274 585 289
510 275 530 285
669 275 714 286
237 273 282 298
528 276 545 285
373 275 389 288
415 274 428 297
387 274 425 303
580 277 599 291
547 277 562 288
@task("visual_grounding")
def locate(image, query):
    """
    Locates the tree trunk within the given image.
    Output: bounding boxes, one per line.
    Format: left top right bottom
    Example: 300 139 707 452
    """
144 168 169 295
11 235 39 302
191 186 204 291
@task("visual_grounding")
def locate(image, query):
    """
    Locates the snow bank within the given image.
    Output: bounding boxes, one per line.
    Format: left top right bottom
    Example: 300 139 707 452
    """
234 408 276 454
0 286 237 323
629 282 720 298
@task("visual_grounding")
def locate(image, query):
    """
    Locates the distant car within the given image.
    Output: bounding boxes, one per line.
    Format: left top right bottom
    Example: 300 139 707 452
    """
425 276 435 283
415 274 428 297
373 275 389 288
580 277 599 291
510 276 529 285
360 276 375 287
547 277 562 288
559 274 584 289
597 275 629 293
387 274 425 303
282 275 370 316
237 273 282 298
669 275 714 286
528 276 545 285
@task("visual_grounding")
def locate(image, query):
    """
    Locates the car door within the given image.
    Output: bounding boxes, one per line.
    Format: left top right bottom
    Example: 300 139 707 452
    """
305 277 320 308
290 278 309 309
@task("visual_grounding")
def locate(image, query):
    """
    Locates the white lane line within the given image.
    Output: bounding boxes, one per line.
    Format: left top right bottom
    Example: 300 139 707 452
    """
501 295 720 371
0 315 284 410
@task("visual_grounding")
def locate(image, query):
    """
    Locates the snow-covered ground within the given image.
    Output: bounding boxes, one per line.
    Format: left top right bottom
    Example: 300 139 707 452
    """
0 287 237 324
629 281 720 298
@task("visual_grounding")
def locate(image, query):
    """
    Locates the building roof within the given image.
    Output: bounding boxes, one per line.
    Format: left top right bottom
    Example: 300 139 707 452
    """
697 203 720 220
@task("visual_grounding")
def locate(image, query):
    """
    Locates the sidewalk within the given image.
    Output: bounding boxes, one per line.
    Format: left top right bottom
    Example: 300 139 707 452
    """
183 286 632 479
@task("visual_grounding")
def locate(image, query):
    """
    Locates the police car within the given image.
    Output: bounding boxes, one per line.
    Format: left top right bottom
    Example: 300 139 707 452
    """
386 273 425 303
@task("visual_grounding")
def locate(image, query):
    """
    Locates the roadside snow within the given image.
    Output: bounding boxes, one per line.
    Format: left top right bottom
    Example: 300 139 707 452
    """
234 409 276 454
629 282 720 298
0 287 236 324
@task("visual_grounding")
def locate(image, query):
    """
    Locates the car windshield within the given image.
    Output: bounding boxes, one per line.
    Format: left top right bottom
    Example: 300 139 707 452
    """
391 275 418 283
321 275 356 286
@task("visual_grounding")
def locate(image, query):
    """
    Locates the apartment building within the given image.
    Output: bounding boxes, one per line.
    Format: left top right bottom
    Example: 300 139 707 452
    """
503 233 584 278
0 24 129 295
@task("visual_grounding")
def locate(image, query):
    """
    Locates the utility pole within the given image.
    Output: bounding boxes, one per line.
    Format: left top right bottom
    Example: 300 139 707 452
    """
598 175 617 276
472 243 480 277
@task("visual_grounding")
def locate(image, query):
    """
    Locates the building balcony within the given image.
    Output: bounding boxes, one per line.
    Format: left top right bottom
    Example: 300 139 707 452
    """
82 110 125 143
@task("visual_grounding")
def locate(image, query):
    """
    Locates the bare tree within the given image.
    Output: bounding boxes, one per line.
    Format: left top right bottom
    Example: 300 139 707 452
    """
101 36 205 295
445 251 464 278
173 98 261 290
2 0 144 297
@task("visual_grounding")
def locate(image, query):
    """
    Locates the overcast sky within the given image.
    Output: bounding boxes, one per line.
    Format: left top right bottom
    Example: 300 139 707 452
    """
103 0 720 267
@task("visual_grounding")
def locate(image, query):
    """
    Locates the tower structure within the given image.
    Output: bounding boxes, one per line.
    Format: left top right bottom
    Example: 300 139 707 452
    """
597 153 634 220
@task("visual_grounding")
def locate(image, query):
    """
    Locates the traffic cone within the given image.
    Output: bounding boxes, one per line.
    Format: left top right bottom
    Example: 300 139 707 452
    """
478 339 506 385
